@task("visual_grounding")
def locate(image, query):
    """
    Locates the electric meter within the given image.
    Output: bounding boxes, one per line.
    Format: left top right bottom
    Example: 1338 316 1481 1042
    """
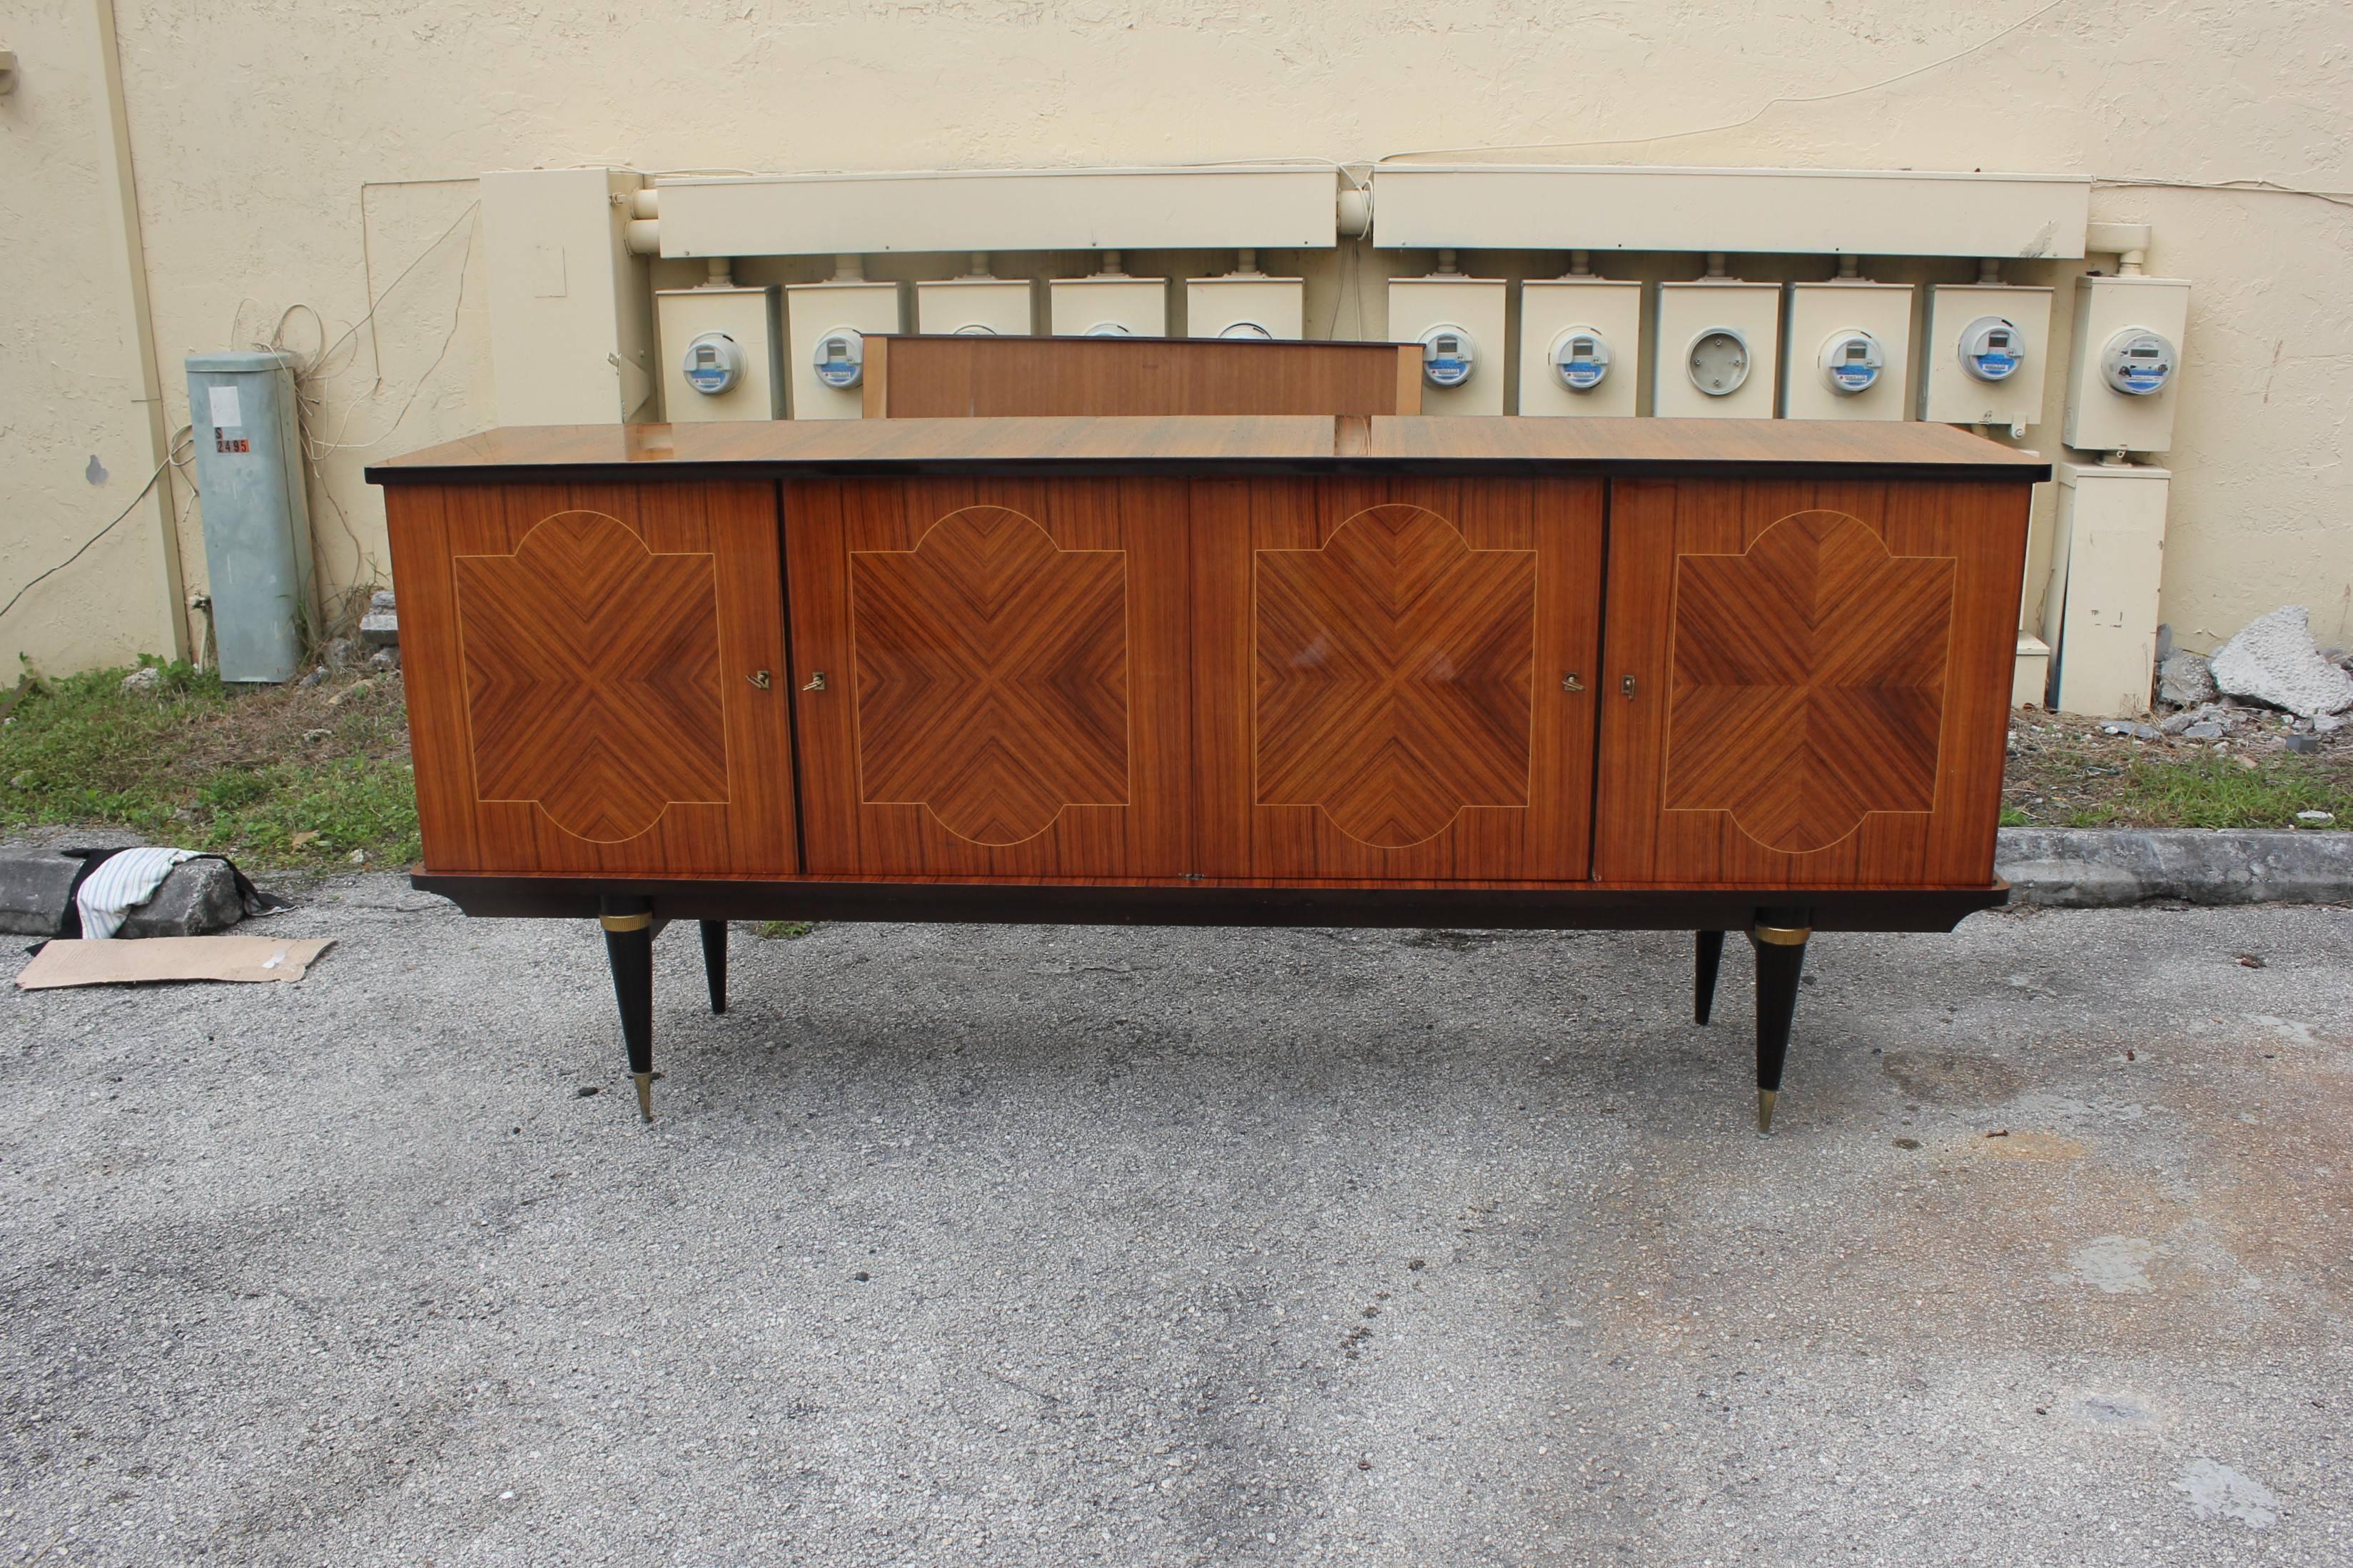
1218 320 1274 340
1958 316 2025 383
681 332 744 396
1549 326 1611 392
2100 328 2175 396
1687 327 1750 397
811 328 866 390
1419 324 1477 388
1817 329 1886 395
1086 322 1132 337
952 323 998 336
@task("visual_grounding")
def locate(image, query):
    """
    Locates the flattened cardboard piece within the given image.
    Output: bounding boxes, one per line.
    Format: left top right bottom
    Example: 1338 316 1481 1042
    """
15 936 336 990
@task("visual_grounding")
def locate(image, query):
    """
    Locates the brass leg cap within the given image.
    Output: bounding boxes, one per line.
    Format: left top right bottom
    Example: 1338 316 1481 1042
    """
1757 1088 1778 1135
633 1071 655 1123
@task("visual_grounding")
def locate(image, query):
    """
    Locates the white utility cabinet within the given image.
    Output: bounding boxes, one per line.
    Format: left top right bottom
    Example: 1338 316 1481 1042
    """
1517 277 1642 418
784 280 901 419
1919 283 2053 428
915 278 1033 337
2063 274 2190 454
1049 275 1168 337
656 284 783 423
1782 280 1913 422
1387 275 1508 415
2041 458 2172 717
1653 280 1781 419
1187 273 1306 340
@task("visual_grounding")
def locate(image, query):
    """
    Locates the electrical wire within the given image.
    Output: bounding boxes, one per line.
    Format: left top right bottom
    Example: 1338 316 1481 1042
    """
1370 0 2077 166
308 211 480 454
0 440 185 630
2093 176 2353 211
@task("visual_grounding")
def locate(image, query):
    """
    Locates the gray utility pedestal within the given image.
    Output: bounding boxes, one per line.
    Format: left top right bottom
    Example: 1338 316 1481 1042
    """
185 351 318 683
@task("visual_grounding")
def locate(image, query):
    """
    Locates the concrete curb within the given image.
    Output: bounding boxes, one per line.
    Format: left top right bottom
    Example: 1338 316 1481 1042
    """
1997 827 2353 908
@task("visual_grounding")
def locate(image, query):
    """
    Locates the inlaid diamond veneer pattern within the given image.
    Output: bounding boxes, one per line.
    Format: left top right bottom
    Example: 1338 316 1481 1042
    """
851 507 1130 846
1256 504 1537 848
1666 509 1955 854
456 511 729 844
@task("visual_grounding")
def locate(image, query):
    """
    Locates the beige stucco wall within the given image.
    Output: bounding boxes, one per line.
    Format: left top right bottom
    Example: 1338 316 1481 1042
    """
0 0 183 678
4 0 2349 672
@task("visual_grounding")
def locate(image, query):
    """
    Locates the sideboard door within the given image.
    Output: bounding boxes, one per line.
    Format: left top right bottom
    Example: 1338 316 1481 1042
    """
1594 478 2030 887
783 477 1192 877
1191 477 1604 880
387 480 797 876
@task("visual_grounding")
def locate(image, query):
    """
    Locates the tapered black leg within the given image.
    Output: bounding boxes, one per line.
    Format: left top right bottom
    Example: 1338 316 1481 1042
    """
699 919 729 1015
1694 930 1726 1025
599 894 656 1122
1748 907 1811 1134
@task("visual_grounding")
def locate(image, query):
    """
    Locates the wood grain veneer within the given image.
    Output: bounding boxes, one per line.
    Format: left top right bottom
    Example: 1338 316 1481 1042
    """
384 480 796 877
1189 476 1602 879
783 475 1193 878
368 417 2046 481
1594 477 2030 887
862 334 1426 419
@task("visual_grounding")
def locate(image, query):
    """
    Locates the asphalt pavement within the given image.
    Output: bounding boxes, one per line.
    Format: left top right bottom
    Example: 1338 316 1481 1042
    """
3 879 2347 1566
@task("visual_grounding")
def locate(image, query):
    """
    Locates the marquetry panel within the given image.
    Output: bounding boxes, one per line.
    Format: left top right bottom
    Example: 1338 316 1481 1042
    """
785 477 1190 877
382 480 796 876
1257 504 1536 847
1193 476 1604 880
458 512 729 842
1595 479 2030 888
852 506 1129 846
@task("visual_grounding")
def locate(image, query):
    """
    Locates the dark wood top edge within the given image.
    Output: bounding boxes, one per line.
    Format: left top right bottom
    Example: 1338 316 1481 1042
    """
365 416 2050 483
413 872 2008 934
370 456 2047 485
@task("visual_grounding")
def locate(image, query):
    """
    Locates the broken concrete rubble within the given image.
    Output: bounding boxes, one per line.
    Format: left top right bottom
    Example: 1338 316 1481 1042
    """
2208 605 2353 718
0 849 246 938
2155 650 2217 708
360 587 399 648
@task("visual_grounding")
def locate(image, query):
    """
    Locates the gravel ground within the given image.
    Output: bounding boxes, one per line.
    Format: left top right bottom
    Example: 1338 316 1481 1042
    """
4 880 2349 1567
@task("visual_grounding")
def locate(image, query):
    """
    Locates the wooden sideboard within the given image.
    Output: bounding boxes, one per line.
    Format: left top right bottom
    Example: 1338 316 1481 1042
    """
369 416 2043 1131
860 334 1425 418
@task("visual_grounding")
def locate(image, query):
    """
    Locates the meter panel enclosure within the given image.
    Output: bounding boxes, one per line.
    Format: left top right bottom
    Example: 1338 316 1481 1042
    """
1653 280 1781 419
1918 283 2052 428
1049 276 1169 338
916 278 1034 338
1187 275 1306 340
2040 459 2172 717
1518 278 1641 418
657 285 783 423
1782 280 1913 422
2063 275 2190 454
1387 275 1508 415
785 280 903 420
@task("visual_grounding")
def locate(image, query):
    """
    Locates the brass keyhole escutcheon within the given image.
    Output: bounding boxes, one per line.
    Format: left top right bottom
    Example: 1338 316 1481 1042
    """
801 670 829 692
1621 674 1638 699
1560 672 1585 693
747 669 771 690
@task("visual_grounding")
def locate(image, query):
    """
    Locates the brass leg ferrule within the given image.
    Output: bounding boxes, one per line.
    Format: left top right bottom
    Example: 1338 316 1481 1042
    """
1751 924 1811 947
632 1071 654 1123
601 911 653 934
1757 1088 1778 1134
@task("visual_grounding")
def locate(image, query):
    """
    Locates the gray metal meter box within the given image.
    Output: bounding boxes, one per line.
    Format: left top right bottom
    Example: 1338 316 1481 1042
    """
184 351 316 682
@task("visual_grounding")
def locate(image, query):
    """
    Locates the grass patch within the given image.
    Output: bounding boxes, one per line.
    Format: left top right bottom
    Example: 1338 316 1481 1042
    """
2005 739 2353 830
2040 749 2352 829
0 659 420 870
754 920 817 940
